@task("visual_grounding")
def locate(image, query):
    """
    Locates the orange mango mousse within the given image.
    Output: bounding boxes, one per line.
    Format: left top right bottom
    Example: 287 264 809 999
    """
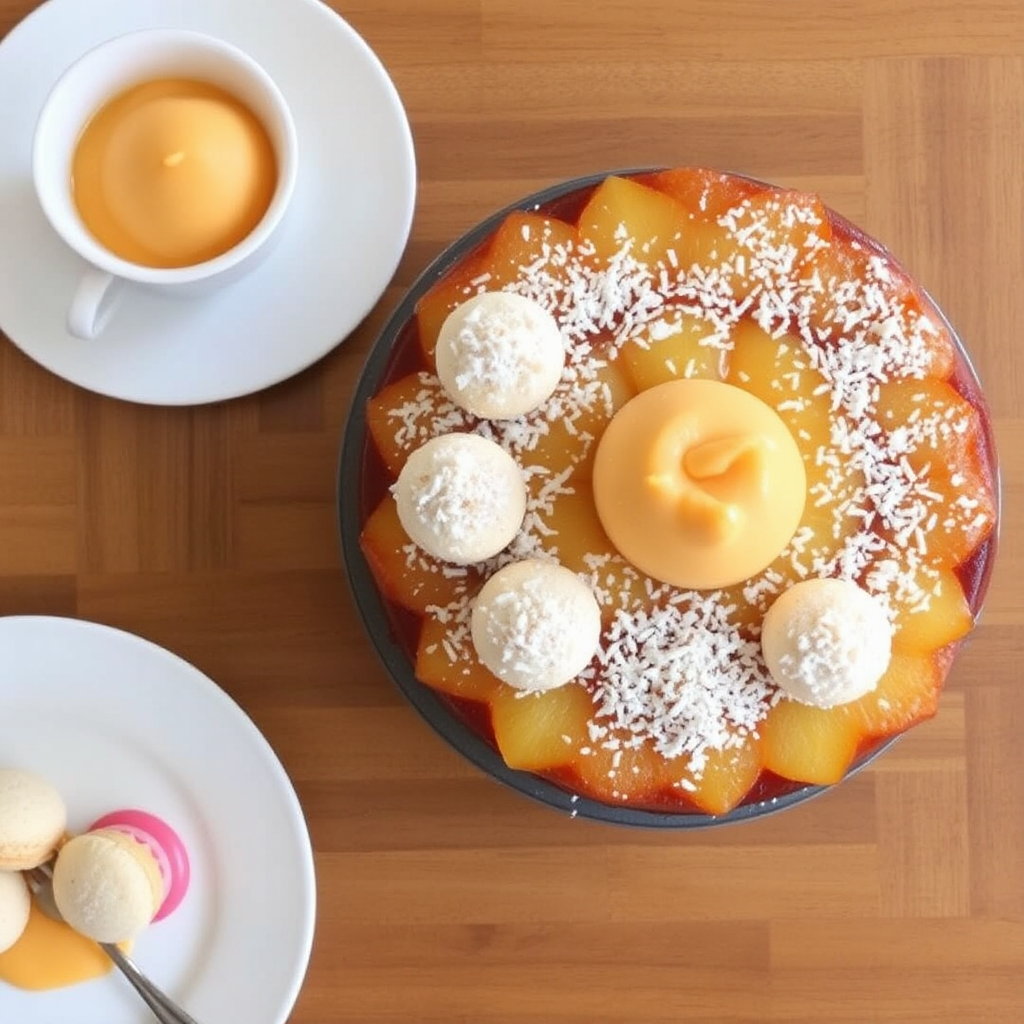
592 378 807 590
359 168 999 817
72 78 277 268
0 900 121 990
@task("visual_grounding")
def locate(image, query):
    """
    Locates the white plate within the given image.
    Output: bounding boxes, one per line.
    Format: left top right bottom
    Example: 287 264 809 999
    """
0 616 316 1024
0 0 416 405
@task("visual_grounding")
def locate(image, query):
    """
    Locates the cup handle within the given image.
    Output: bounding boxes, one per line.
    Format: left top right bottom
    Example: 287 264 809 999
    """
67 269 124 340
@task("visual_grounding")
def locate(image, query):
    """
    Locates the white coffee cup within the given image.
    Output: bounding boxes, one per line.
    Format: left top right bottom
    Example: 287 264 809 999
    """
33 29 299 340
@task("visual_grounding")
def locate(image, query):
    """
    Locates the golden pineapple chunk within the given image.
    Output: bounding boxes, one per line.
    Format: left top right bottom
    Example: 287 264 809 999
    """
415 614 500 704
638 167 769 219
577 175 687 268
803 235 956 380
415 250 490 370
885 564 973 654
360 498 475 615
533 488 655 620
664 732 765 816
761 697 861 786
572 736 670 805
483 210 576 292
845 650 943 737
726 319 831 441
366 371 469 478
490 682 595 771
875 377 995 565
727 318 866 577
414 211 575 368
675 190 831 303
619 308 726 391
516 358 636 479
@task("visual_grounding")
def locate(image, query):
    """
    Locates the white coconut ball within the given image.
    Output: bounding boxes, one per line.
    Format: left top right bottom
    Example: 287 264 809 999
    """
471 559 602 692
393 433 526 564
436 291 564 419
761 577 892 708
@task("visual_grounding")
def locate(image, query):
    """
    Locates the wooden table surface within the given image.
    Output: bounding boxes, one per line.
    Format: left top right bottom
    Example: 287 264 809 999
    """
1 1 1022 1022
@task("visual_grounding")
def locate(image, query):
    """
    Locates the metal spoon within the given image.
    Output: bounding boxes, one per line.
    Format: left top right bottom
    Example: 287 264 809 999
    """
24 864 202 1024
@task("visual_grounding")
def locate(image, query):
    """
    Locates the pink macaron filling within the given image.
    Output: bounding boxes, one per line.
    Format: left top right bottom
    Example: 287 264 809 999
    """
88 809 190 922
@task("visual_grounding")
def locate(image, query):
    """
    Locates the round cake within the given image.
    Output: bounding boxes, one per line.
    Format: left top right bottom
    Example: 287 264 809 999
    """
353 167 998 818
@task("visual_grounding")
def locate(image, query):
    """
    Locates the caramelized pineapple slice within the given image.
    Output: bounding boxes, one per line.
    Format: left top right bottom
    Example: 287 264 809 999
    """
664 731 764 816
675 190 831 305
534 488 656 620
572 736 670 805
490 682 595 771
801 237 955 379
884 564 973 654
415 614 500 704
415 250 490 370
923 457 998 566
415 212 576 368
727 318 867 575
619 308 726 391
482 210 576 294
366 371 470 477
874 377 995 565
514 358 636 479
761 697 861 786
638 167 769 219
875 377 983 469
360 498 474 614
845 650 943 737
762 648 945 786
727 320 831 441
576 175 688 269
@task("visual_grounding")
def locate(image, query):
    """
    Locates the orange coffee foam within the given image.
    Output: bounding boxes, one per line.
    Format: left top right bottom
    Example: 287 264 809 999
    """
72 78 276 268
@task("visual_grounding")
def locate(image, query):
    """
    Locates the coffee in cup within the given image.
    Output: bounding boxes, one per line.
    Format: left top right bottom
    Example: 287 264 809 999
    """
72 77 278 269
33 29 298 340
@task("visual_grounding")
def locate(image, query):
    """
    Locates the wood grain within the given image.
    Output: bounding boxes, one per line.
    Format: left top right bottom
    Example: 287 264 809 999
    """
1 2 1022 1022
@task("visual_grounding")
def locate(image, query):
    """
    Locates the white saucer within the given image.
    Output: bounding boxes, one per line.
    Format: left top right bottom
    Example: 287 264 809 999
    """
0 615 316 1024
0 0 416 405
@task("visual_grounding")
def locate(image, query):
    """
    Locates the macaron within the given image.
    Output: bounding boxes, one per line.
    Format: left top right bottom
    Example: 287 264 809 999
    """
52 829 164 944
89 809 190 922
0 870 31 954
0 768 67 870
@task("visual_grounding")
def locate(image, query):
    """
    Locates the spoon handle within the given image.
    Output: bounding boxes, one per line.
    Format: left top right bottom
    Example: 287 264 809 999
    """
100 943 202 1024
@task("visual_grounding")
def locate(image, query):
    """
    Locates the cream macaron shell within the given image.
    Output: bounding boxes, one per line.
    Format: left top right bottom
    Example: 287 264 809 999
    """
0 768 67 870
52 829 164 944
762 577 892 709
393 433 527 564
436 291 565 419
471 559 602 692
0 870 31 954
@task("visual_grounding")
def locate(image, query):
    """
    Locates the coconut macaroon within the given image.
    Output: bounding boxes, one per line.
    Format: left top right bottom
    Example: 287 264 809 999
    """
0 768 67 870
761 577 893 709
0 870 31 954
393 432 527 564
471 559 602 692
52 829 164 944
436 292 565 419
